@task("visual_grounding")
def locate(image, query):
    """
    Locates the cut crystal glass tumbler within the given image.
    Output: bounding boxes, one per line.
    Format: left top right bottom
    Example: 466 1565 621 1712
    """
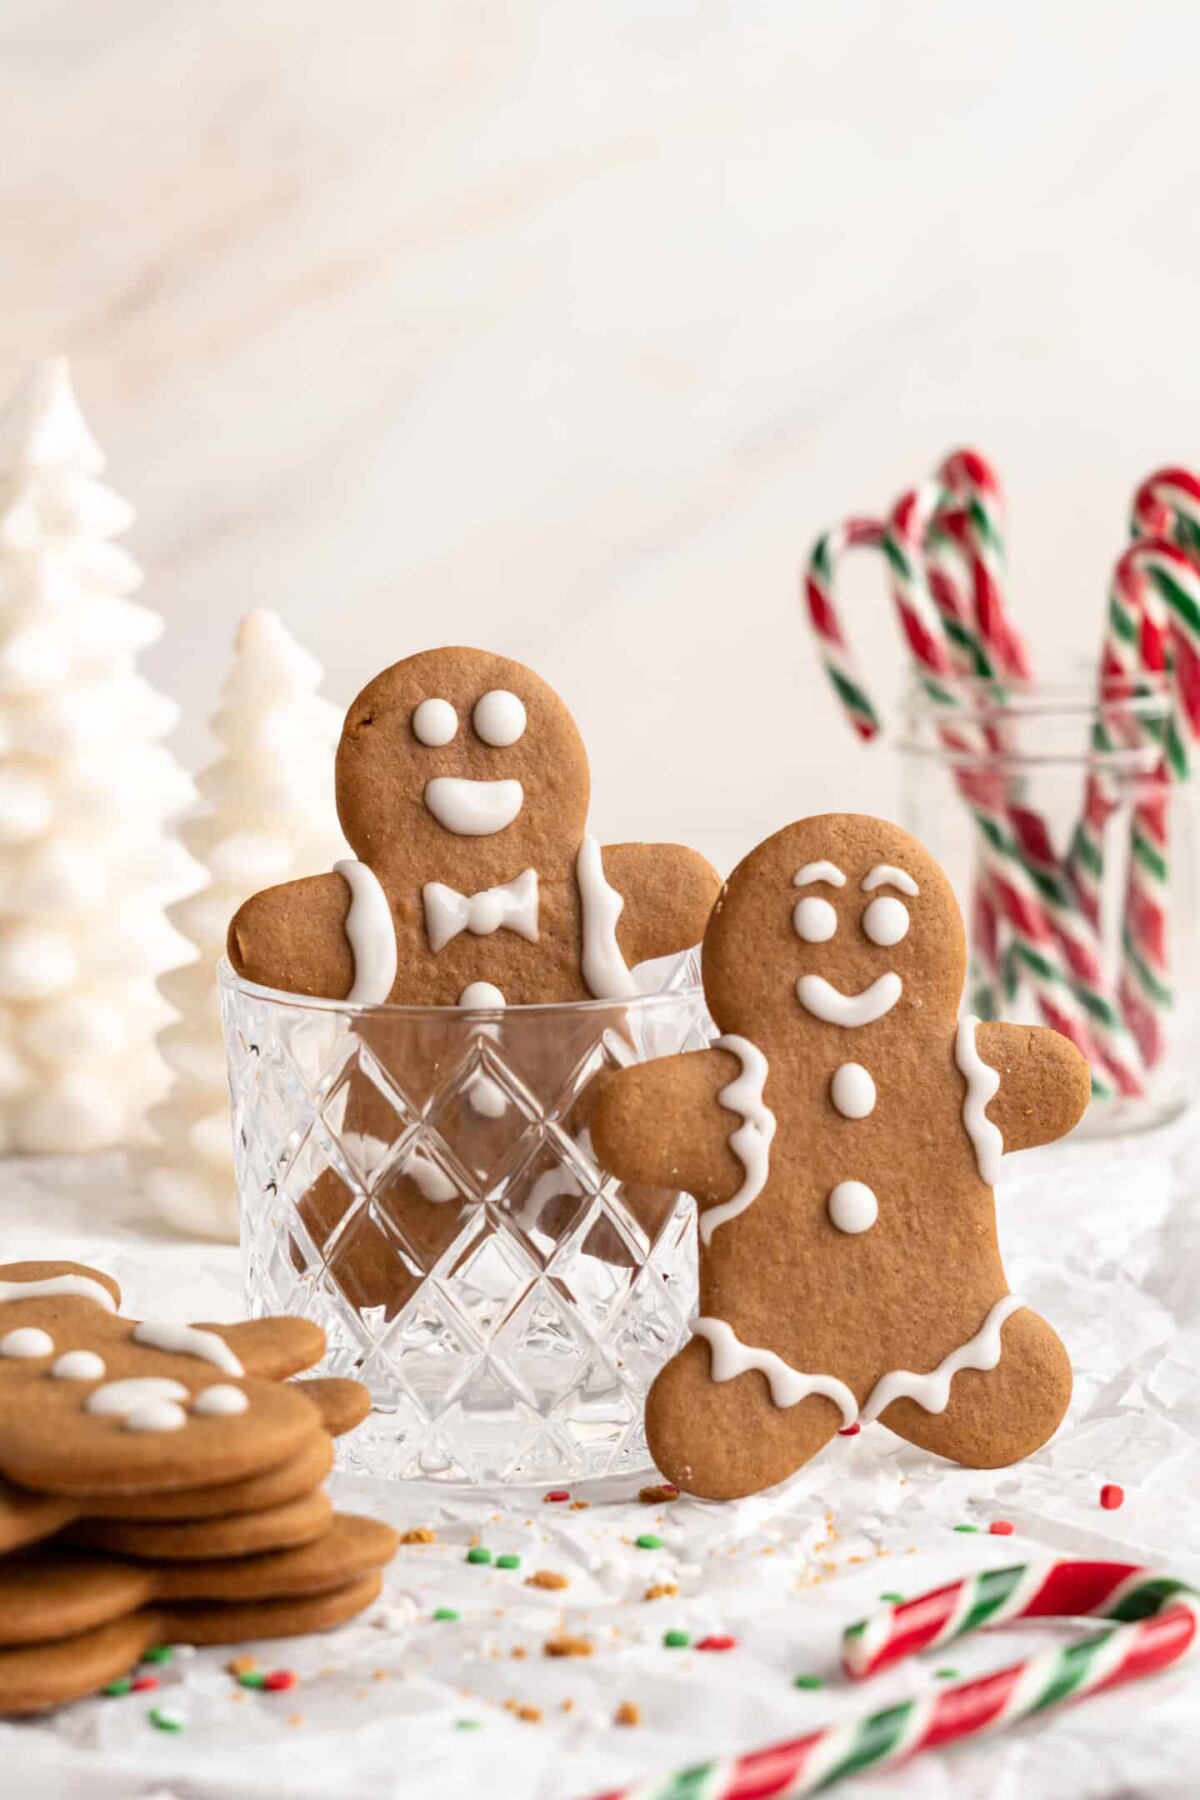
219 959 709 1484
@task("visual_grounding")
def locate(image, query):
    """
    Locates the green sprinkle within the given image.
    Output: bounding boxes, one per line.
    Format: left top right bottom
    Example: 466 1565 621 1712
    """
433 1607 460 1621
102 1677 132 1697
935 1668 959 1681
636 1534 663 1550
142 1645 173 1665
663 1629 690 1648
149 1705 185 1733
237 1671 268 1690
455 1719 482 1730
880 1592 905 1605
953 1523 980 1533
466 1546 492 1565
793 1673 824 1690
496 1553 521 1570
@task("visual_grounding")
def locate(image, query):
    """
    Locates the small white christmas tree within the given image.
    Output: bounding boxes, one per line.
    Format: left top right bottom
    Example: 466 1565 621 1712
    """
147 610 345 1239
0 358 200 1152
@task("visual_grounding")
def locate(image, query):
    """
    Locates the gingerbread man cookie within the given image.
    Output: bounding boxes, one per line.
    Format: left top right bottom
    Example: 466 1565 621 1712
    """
592 815 1091 1501
0 1262 329 1496
226 646 720 1315
228 645 719 1006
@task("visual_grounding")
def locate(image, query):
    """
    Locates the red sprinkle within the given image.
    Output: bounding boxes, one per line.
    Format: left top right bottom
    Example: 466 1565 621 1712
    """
544 1490 571 1503
1100 1483 1125 1511
129 1676 159 1693
695 1635 737 1652
263 1669 299 1692
989 1520 1014 1536
838 1423 861 1438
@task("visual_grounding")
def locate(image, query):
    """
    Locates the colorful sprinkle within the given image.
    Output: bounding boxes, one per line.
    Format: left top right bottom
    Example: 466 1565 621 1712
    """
102 1677 132 1697
433 1608 460 1622
149 1705 185 1733
635 1533 663 1550
264 1669 299 1692
544 1489 570 1503
237 1671 268 1690
935 1668 959 1681
880 1591 905 1605
837 1422 861 1437
142 1645 173 1665
990 1519 1015 1536
1101 1483 1125 1510
696 1634 736 1652
466 1546 493 1565
496 1553 521 1570
953 1524 979 1533
455 1719 482 1730
663 1629 690 1648
130 1676 159 1693
793 1673 823 1690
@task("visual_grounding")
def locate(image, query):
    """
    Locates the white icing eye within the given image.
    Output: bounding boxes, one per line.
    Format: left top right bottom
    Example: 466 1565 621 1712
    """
472 689 526 747
412 697 458 746
793 896 838 943
863 895 910 946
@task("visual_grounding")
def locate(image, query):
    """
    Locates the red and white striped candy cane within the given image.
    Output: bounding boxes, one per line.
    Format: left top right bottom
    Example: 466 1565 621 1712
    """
886 489 1132 1093
936 448 1033 680
587 1562 1199 1800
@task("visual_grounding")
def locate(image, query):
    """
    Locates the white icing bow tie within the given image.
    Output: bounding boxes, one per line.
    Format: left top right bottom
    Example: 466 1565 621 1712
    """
423 869 539 953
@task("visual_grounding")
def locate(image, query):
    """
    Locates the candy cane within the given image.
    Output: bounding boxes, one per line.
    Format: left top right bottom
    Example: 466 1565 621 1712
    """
803 517 887 742
587 1562 1199 1800
885 490 1127 1093
1070 535 1200 1066
935 448 1033 680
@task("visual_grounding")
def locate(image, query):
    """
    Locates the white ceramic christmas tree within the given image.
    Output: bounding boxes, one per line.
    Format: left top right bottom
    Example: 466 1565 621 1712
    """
147 610 345 1239
0 358 200 1152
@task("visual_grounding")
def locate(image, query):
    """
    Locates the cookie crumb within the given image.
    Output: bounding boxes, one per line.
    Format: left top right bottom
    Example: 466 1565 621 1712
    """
614 1701 641 1727
569 1499 590 1510
503 1699 543 1723
287 1713 305 1727
638 1484 679 1505
561 1698 575 1713
227 1655 259 1677
644 1582 678 1601
400 1527 437 1545
544 1635 594 1658
525 1570 569 1590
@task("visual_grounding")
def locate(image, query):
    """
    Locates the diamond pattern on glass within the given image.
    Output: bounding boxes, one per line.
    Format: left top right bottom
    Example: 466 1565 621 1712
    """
221 960 706 1483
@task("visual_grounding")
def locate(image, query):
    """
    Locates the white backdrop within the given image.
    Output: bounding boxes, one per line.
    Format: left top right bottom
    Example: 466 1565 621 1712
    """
3 0 1196 873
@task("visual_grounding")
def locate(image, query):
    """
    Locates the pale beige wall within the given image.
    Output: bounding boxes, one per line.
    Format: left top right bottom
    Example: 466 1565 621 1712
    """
2 0 1194 872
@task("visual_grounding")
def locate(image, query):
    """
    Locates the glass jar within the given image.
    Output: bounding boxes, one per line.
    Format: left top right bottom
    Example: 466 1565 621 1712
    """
899 671 1200 1137
218 959 709 1484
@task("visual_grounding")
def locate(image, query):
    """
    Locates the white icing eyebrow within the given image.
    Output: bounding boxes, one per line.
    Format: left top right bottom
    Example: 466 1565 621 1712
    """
860 864 919 896
793 861 846 889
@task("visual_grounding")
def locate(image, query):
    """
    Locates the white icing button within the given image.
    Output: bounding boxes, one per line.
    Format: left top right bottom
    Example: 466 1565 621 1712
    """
0 1326 53 1358
828 1180 878 1234
863 895 910 946
472 689 526 747
192 1383 249 1417
412 697 457 746
830 1062 876 1119
125 1401 188 1433
459 982 506 1009
52 1349 106 1381
793 896 838 943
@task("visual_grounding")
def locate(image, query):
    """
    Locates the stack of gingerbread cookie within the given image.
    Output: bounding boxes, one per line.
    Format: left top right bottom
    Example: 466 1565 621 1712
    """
0 1260 397 1712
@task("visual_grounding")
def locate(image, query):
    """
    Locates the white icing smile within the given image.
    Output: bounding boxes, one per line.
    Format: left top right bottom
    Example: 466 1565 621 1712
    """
797 972 902 1027
424 777 524 836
